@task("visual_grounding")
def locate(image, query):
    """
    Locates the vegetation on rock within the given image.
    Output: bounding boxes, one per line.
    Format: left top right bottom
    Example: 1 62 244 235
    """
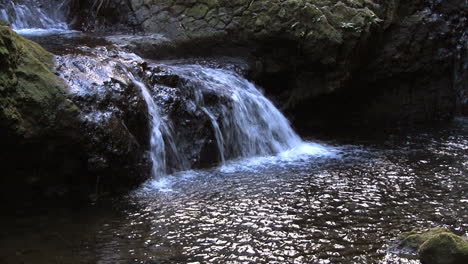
0 23 150 202
0 22 77 139
399 227 468 264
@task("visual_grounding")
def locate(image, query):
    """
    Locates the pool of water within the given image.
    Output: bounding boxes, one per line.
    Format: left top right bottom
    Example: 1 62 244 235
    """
1 118 466 264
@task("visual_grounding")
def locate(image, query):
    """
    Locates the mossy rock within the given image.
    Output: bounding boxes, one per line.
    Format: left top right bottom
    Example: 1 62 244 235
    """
419 233 468 264
399 227 449 250
0 23 76 138
399 227 468 264
0 20 10 27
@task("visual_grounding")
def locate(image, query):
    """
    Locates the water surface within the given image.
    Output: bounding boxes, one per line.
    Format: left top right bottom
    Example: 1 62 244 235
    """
1 118 466 264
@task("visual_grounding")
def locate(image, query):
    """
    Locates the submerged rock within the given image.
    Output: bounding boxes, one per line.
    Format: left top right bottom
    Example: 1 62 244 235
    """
398 227 468 264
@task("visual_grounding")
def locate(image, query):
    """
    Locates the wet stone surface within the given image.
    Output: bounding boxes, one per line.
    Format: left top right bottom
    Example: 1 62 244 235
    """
1 118 467 264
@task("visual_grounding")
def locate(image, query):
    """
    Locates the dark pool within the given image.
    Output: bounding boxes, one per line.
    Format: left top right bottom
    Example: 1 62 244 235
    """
1 118 467 263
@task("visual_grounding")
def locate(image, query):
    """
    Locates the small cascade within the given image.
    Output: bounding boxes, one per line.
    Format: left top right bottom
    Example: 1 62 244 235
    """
161 65 303 162
56 45 307 178
56 46 188 178
127 73 168 177
0 0 70 34
128 73 188 176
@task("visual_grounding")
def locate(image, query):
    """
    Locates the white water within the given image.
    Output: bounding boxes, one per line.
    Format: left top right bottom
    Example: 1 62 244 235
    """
1 0 73 35
127 73 168 177
144 65 339 191
165 65 304 161
55 43 335 182
127 63 334 183
146 141 339 193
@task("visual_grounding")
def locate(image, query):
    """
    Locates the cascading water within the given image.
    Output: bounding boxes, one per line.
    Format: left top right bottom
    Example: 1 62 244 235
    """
127 72 168 178
0 0 70 34
1 0 312 176
160 65 304 163
57 46 314 178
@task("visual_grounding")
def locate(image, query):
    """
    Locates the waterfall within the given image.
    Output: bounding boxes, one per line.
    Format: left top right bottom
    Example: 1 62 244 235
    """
127 73 168 177
126 70 189 177
162 65 303 162
119 64 305 176
56 45 306 178
0 0 70 34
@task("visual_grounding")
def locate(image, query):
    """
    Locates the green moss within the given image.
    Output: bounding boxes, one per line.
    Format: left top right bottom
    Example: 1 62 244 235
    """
255 13 270 27
186 4 209 19
399 227 449 250
0 20 9 27
420 233 468 264
0 23 73 138
399 227 468 264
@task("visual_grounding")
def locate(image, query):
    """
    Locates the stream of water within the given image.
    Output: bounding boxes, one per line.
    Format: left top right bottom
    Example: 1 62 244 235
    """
0 0 73 35
1 3 467 264
1 118 467 263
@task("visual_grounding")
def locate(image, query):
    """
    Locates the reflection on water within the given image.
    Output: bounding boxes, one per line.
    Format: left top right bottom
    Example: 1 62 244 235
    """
1 118 467 264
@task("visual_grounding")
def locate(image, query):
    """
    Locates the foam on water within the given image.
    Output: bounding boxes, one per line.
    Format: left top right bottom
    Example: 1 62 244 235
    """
13 28 77 35
144 141 339 193
219 141 339 173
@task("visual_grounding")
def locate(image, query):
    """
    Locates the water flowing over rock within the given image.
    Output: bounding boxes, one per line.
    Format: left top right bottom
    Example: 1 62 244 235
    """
0 0 467 202
0 0 70 33
57 46 306 177
146 64 303 164
70 0 468 129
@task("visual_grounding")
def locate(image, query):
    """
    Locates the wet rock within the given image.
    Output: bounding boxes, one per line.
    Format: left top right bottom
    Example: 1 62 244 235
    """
70 0 467 129
143 65 223 168
56 46 152 194
0 25 151 203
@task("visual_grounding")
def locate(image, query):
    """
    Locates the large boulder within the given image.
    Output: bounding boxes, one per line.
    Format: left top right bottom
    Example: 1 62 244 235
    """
0 24 151 202
0 22 81 201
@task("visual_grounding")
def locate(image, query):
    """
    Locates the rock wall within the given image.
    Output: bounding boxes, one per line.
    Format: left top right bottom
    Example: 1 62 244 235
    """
72 0 468 129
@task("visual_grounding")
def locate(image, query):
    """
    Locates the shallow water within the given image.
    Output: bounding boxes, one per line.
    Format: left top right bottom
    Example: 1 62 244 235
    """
1 118 467 264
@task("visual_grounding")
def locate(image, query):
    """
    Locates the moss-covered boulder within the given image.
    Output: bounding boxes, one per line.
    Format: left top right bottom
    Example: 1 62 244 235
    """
0 22 78 139
399 227 468 264
0 23 83 201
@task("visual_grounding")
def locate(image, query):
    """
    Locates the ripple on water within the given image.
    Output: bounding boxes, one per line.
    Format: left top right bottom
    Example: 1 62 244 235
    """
1 119 467 263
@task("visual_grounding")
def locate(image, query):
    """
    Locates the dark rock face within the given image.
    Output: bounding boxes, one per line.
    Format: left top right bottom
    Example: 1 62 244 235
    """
67 0 139 32
297 0 468 130
71 0 468 129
